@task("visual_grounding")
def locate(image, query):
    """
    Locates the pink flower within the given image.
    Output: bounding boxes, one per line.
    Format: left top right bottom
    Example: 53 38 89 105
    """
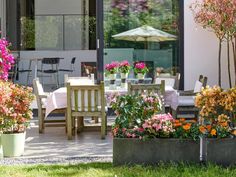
135 62 146 69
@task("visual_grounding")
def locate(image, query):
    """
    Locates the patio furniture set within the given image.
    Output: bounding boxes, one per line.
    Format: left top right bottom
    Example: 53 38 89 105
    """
33 73 208 140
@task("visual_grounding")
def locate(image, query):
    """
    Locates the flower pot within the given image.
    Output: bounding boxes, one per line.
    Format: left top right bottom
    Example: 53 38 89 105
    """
137 73 145 80
109 73 116 80
120 73 128 79
113 138 200 165
1 132 26 157
205 138 236 166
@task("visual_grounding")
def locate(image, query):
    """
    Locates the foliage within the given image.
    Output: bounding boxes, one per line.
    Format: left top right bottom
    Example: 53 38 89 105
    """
105 61 119 75
0 37 15 80
118 60 131 73
133 62 149 74
104 0 179 48
0 81 35 134
195 86 236 138
21 17 35 49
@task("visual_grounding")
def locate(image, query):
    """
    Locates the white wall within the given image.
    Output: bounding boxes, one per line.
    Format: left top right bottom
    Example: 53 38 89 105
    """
184 0 235 89
18 50 96 85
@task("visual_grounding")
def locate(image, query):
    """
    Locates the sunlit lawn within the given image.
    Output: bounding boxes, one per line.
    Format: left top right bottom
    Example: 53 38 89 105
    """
0 162 236 177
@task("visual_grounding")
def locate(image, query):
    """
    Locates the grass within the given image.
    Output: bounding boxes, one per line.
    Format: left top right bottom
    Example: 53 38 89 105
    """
0 162 236 177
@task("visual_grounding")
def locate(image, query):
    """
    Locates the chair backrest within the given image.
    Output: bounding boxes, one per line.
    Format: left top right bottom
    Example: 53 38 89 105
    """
193 76 208 93
67 81 105 112
71 57 76 64
42 57 60 64
154 73 180 90
128 81 165 113
64 74 93 86
33 78 46 109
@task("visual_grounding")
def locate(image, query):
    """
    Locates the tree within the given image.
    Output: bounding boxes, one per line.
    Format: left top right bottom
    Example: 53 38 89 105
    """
191 0 236 87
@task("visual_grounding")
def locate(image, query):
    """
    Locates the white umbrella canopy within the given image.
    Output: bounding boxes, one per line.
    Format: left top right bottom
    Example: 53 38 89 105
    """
112 25 177 42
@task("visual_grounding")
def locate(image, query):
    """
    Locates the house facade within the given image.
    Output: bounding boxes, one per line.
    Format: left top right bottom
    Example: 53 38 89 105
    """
0 0 234 89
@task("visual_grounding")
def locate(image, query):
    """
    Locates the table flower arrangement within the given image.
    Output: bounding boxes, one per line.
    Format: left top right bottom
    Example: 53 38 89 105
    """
105 61 119 89
119 60 131 77
134 62 149 80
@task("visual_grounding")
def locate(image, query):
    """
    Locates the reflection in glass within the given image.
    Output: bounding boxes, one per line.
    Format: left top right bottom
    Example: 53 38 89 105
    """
35 16 63 50
104 0 180 79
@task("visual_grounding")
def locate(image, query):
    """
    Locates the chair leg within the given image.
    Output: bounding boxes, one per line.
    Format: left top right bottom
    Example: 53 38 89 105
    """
72 117 75 136
38 108 44 133
101 113 106 139
67 113 72 140
77 117 84 133
105 114 107 135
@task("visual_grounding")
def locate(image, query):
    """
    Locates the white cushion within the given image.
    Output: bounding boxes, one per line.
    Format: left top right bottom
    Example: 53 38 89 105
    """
193 80 203 93
178 96 195 106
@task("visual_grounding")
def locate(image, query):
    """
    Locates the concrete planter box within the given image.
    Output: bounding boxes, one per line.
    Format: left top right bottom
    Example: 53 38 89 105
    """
113 138 200 165
206 138 236 166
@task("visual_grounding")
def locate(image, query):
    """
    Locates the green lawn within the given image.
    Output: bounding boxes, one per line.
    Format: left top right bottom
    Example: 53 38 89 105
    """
0 162 236 177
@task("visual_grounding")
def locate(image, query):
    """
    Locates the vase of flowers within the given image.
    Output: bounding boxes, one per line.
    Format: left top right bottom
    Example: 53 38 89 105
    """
134 62 149 82
105 61 119 89
119 60 131 88
0 81 34 157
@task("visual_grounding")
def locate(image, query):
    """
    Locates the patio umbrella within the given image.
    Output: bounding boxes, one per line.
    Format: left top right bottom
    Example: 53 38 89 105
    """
112 25 177 45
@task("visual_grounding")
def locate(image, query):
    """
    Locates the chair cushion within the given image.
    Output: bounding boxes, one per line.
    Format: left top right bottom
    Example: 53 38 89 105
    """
193 81 203 93
178 96 195 106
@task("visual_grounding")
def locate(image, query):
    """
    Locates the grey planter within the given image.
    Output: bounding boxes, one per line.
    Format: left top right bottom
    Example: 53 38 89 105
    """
113 138 200 165
206 138 236 166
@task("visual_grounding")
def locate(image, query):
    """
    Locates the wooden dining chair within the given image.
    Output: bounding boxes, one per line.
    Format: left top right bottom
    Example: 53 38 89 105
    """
128 80 165 113
33 78 66 133
171 76 208 119
66 81 107 140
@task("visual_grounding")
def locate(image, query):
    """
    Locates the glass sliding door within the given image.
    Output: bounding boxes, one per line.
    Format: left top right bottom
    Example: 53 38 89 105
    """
103 0 181 82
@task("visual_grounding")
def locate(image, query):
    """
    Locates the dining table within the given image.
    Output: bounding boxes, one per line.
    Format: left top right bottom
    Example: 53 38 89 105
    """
44 80 179 118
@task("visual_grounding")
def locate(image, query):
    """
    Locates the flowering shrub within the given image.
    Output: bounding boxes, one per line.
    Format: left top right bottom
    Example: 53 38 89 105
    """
0 81 34 133
195 86 236 138
105 61 119 75
111 93 163 130
118 60 131 74
133 62 149 75
0 37 15 80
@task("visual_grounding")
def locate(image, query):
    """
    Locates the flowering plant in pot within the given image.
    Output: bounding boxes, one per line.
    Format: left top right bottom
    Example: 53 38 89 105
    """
133 62 149 80
0 37 35 157
105 61 119 78
195 86 236 165
118 60 131 78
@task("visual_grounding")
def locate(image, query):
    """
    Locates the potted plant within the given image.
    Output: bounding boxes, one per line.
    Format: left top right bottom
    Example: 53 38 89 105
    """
195 86 236 165
0 37 34 157
105 61 119 89
0 81 34 157
118 60 131 88
133 62 149 80
111 94 200 165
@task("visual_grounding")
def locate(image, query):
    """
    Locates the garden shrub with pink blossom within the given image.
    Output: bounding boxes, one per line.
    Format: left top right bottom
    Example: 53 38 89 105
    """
0 81 35 133
0 37 15 80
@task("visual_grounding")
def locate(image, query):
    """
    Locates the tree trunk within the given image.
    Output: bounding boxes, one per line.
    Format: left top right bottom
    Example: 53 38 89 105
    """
227 38 232 88
218 39 222 87
234 37 236 86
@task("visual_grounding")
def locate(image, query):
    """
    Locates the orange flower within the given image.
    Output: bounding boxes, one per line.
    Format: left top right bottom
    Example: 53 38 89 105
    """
206 125 212 131
219 121 228 127
174 122 182 127
199 126 207 134
180 118 185 122
174 119 180 123
210 129 217 136
231 130 236 136
183 123 191 131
